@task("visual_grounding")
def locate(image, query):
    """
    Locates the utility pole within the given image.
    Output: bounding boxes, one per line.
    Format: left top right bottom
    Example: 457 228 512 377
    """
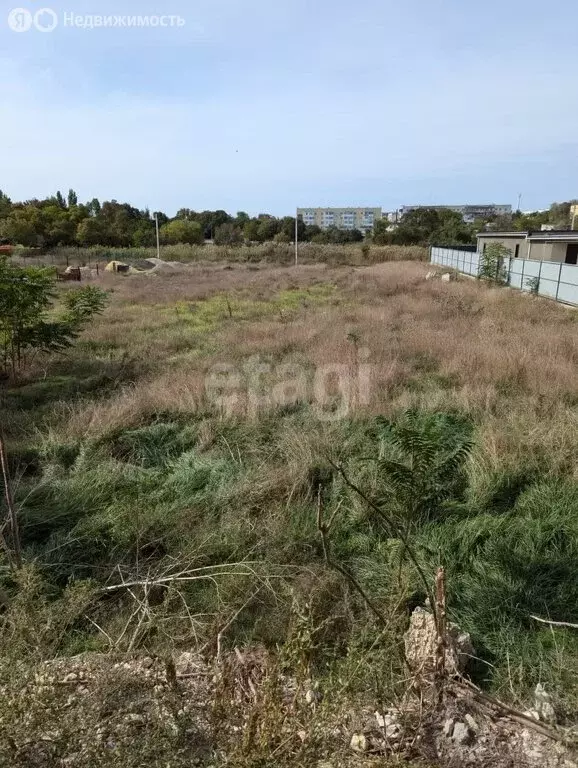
154 213 160 259
517 193 522 213
295 208 299 266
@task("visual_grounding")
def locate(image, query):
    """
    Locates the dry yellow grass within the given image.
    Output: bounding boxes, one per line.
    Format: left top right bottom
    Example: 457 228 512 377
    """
38 260 578 479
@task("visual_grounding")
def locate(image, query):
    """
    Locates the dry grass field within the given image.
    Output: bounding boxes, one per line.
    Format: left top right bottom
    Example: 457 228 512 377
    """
2 257 578 765
18 259 577 475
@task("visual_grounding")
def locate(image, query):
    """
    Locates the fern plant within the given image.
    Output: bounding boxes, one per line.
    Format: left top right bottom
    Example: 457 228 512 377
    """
373 410 474 529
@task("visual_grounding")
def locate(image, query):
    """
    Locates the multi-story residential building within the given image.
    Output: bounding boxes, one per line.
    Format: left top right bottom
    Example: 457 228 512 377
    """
398 204 512 224
297 207 382 234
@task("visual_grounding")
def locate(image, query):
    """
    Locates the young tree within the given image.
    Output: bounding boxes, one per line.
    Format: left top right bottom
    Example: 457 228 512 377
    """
0 256 108 380
479 243 510 283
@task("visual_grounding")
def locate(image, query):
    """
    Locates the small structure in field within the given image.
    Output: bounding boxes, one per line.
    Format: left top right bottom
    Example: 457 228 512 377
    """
105 260 131 274
57 267 81 282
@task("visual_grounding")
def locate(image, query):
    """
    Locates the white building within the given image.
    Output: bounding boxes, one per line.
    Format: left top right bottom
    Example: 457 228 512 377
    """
297 207 382 234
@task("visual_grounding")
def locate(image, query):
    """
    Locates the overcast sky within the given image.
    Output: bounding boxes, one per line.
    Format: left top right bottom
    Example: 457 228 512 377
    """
1 0 577 216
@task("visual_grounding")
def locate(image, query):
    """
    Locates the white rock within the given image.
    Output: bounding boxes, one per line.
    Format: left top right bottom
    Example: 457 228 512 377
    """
540 702 556 725
443 718 455 738
452 721 474 745
124 713 145 725
305 688 322 706
465 714 478 732
176 651 197 675
375 711 386 728
350 732 368 752
441 273 452 283
386 722 403 741
534 684 557 725
535 683 549 703
404 607 475 679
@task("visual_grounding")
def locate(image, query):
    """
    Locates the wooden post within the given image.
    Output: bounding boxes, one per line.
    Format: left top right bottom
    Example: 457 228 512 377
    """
434 566 447 701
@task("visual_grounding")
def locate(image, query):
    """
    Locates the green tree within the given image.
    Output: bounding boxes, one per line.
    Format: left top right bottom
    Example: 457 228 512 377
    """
312 226 364 244
256 217 280 242
132 222 156 247
0 207 47 247
479 243 509 283
303 224 321 241
214 222 243 246
76 217 105 247
199 210 232 239
243 219 261 242
42 205 76 247
175 208 196 220
160 219 204 245
67 189 78 208
375 208 474 246
0 190 12 220
510 210 548 231
88 198 101 217
0 256 108 379
434 210 475 246
549 200 578 229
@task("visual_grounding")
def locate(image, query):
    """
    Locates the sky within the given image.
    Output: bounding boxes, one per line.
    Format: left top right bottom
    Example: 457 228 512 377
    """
1 0 577 216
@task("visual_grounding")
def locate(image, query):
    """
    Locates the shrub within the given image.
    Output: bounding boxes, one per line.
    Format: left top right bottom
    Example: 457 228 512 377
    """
0 257 108 379
478 243 509 283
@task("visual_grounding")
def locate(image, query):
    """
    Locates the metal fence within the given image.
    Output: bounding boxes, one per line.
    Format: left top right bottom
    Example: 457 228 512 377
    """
430 246 578 307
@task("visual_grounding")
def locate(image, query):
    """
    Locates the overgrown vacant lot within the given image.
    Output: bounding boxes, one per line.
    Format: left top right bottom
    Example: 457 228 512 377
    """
2 259 578 764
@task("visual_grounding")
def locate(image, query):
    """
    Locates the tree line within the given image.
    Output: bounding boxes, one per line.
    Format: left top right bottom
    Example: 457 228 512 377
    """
0 190 366 249
1 189 575 250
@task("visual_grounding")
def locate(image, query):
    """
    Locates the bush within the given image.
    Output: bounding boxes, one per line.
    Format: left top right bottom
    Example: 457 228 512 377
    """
479 243 509 283
0 257 108 379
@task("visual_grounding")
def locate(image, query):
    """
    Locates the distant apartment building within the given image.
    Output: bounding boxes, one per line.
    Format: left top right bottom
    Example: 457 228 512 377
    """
297 207 382 234
399 204 512 224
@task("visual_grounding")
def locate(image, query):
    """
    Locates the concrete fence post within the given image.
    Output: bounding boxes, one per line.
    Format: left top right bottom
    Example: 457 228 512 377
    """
555 262 563 301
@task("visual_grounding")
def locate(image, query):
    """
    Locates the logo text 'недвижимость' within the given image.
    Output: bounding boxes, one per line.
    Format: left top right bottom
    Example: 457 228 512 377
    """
7 8 186 32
